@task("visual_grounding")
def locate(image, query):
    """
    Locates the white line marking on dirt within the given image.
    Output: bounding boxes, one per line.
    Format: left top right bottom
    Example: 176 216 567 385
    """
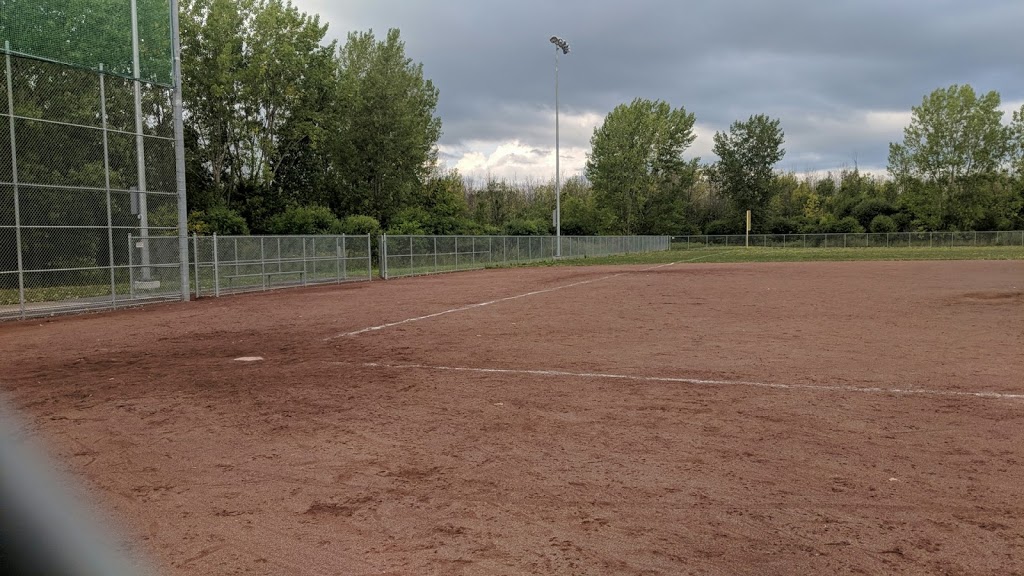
350 361 1024 402
326 250 734 340
326 273 624 339
234 356 264 362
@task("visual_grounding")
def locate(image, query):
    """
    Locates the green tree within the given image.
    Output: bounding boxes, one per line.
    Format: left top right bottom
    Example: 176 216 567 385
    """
586 98 699 234
888 85 1012 229
180 0 336 211
711 114 785 227
330 28 442 228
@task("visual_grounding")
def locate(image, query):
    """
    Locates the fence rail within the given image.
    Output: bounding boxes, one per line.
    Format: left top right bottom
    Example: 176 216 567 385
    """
191 234 372 297
381 235 671 279
1 49 187 320
672 231 1024 249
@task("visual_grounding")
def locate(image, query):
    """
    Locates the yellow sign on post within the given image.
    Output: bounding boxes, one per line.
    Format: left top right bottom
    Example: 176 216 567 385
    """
746 210 751 247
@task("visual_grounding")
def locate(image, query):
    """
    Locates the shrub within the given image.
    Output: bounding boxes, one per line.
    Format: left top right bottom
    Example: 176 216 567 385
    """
504 219 550 236
767 217 805 235
703 218 742 235
869 214 898 234
852 198 896 229
265 205 341 235
188 206 249 235
337 215 381 236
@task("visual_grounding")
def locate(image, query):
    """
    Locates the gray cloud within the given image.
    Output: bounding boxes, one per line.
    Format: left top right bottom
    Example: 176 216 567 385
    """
300 0 1024 177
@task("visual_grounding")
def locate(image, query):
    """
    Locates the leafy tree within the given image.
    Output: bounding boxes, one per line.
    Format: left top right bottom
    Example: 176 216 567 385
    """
331 28 442 228
888 85 1012 229
586 98 699 234
712 114 785 226
889 85 1009 184
180 0 336 209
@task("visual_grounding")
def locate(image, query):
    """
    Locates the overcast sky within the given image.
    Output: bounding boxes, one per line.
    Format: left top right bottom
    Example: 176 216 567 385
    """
295 0 1024 182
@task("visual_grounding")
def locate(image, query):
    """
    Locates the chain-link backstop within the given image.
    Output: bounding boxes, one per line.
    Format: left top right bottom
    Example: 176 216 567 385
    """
0 0 187 320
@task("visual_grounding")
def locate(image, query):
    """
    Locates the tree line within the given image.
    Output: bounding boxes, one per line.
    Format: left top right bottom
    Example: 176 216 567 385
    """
179 1 1024 237
4 0 1023 241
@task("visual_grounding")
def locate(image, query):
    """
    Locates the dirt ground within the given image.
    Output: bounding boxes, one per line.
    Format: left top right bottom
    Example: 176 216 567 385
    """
1 259 1023 575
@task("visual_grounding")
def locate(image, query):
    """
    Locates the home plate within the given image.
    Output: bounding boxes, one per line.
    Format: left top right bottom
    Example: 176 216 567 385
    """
234 356 264 362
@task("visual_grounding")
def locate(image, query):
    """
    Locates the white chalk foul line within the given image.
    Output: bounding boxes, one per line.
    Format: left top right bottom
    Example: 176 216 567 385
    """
326 272 625 339
326 253 732 340
352 361 1024 402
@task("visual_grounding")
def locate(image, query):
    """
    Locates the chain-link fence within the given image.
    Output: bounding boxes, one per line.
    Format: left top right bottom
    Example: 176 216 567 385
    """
381 235 671 279
191 235 372 297
1 1 186 321
672 231 1024 249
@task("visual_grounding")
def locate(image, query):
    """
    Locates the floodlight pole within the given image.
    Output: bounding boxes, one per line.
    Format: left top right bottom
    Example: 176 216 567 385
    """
170 0 190 301
130 0 151 281
550 36 569 257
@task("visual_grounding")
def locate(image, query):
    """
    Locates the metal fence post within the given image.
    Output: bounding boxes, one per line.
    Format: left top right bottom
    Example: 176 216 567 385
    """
455 236 459 270
5 45 26 318
336 236 341 282
381 234 388 279
128 233 135 301
434 237 438 272
260 237 266 289
234 236 239 277
929 232 933 248
193 233 200 297
305 237 311 286
212 233 220 297
98 65 117 307
410 236 414 273
365 234 371 280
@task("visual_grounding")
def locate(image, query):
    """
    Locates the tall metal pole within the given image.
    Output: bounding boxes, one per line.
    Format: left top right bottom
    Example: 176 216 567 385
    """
5 42 25 319
549 36 569 258
554 46 561 258
99 65 116 306
170 0 190 301
130 0 151 282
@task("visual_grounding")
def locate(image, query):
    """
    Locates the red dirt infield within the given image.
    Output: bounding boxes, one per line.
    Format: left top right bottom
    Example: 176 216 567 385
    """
2 259 1023 575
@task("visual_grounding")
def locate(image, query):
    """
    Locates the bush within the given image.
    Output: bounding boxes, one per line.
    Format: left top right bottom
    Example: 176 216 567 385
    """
265 205 341 235
869 214 898 234
703 218 742 235
767 217 806 235
337 215 381 236
814 215 865 234
852 198 896 229
504 219 550 236
188 206 250 235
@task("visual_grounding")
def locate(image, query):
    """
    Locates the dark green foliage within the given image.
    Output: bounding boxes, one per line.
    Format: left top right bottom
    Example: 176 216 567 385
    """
704 219 743 235
817 215 865 234
852 198 897 229
188 206 249 235
265 205 342 235
504 219 551 236
869 214 898 234
712 114 785 224
337 215 381 236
